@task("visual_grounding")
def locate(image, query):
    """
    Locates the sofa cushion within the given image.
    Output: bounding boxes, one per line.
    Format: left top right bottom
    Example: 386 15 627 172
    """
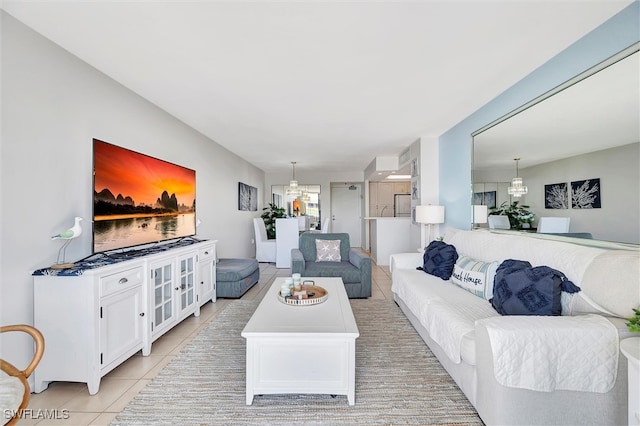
315 239 341 262
0 370 23 417
562 291 614 317
491 259 580 316
579 250 640 318
445 229 605 285
419 240 458 280
451 256 499 300
391 267 499 363
304 261 361 283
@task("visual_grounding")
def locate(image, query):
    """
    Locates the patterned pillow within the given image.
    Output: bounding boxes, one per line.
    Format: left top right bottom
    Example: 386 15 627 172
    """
418 240 458 280
315 239 342 262
451 256 499 300
491 259 580 316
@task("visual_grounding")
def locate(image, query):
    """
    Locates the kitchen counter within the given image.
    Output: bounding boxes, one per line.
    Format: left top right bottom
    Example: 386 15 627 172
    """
365 217 413 266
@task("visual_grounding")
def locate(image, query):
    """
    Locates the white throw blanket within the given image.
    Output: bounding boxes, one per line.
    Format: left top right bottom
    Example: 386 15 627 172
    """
483 314 619 393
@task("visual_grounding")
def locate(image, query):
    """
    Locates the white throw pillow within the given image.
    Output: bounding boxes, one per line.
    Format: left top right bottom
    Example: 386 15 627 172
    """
315 239 341 262
450 256 499 300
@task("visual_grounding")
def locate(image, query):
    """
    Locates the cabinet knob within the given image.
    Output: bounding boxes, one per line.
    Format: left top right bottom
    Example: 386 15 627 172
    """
175 287 180 291
118 277 128 284
204 251 209 255
139 312 145 317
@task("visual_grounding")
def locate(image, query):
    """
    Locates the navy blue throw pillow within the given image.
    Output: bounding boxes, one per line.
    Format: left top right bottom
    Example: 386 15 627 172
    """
490 259 580 316
417 240 458 280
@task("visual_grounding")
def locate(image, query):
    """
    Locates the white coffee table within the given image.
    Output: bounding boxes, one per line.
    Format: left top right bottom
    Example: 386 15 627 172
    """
241 277 359 405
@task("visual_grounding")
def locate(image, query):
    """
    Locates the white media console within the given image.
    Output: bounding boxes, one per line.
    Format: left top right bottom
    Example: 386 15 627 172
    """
32 238 216 394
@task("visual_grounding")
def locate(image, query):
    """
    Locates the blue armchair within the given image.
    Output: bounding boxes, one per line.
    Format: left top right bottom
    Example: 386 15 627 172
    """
291 233 371 298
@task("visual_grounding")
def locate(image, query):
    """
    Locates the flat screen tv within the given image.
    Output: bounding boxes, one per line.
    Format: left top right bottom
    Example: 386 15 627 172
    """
93 139 196 253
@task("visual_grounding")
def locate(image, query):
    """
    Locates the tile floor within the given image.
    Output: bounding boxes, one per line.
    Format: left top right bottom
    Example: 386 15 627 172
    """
20 261 393 425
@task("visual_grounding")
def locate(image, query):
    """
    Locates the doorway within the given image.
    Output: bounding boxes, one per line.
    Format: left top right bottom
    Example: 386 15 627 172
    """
330 183 363 247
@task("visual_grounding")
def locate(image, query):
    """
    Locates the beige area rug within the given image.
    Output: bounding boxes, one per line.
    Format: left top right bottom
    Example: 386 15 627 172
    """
112 300 482 425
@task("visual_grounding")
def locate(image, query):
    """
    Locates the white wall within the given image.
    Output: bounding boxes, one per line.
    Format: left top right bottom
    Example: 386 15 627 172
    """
1 12 264 366
265 170 364 218
264 169 364 248
522 143 639 243
418 136 441 243
472 143 640 243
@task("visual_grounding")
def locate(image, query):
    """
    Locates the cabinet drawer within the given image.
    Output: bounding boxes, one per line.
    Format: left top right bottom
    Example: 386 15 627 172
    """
199 247 215 261
100 267 143 297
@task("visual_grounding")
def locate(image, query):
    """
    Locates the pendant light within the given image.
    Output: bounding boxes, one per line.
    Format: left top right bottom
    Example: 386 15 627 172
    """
507 157 528 198
286 162 302 197
301 188 311 202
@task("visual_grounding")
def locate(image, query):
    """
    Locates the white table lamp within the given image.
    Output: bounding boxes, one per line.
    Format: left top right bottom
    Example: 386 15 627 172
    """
416 205 445 250
473 205 488 228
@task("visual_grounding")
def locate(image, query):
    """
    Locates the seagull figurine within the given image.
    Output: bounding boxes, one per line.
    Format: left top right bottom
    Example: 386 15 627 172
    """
51 217 83 268
52 216 83 240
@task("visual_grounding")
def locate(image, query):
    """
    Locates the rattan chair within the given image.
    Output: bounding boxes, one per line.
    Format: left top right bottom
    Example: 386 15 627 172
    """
1 325 45 426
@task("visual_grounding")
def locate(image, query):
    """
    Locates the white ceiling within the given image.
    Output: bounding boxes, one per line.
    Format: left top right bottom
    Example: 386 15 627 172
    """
2 0 634 174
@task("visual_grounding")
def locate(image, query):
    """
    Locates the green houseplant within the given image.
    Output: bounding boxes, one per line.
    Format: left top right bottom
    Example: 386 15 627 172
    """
489 201 535 229
260 202 286 239
627 308 640 334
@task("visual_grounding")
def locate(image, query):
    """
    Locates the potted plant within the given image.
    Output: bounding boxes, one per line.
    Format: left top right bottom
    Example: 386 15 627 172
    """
489 201 535 229
628 308 640 334
261 203 286 239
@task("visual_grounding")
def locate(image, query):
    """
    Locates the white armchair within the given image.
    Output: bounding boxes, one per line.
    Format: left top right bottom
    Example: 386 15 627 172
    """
488 215 510 229
537 217 570 233
253 218 276 263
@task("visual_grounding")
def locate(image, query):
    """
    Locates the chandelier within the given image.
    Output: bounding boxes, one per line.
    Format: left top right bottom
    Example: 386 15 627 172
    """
507 157 528 198
286 161 302 197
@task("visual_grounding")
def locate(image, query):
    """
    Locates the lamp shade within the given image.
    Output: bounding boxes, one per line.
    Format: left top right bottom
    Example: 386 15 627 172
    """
415 205 445 224
473 205 488 224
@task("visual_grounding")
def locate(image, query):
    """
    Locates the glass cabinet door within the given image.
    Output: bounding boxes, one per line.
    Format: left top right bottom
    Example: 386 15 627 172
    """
150 261 174 336
178 254 196 318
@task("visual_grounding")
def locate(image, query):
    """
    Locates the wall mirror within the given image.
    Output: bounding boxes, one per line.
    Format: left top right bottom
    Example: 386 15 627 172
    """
472 44 639 244
271 184 321 230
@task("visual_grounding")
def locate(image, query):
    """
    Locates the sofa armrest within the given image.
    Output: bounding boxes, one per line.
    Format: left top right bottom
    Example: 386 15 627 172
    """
348 249 369 268
291 249 305 275
389 252 423 274
349 249 372 297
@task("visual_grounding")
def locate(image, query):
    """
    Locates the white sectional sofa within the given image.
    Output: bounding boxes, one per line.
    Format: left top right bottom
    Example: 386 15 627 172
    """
390 228 639 426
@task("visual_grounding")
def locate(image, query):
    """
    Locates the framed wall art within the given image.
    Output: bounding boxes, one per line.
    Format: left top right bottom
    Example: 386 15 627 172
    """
544 182 568 209
472 191 496 208
411 157 419 177
238 182 258 211
272 193 282 208
571 178 601 209
411 177 420 200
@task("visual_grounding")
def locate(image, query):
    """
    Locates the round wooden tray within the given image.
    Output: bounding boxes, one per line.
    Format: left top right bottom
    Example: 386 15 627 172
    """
278 284 328 306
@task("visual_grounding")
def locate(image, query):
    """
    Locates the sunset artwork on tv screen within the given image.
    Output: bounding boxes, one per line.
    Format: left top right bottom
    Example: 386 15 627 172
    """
93 139 196 253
